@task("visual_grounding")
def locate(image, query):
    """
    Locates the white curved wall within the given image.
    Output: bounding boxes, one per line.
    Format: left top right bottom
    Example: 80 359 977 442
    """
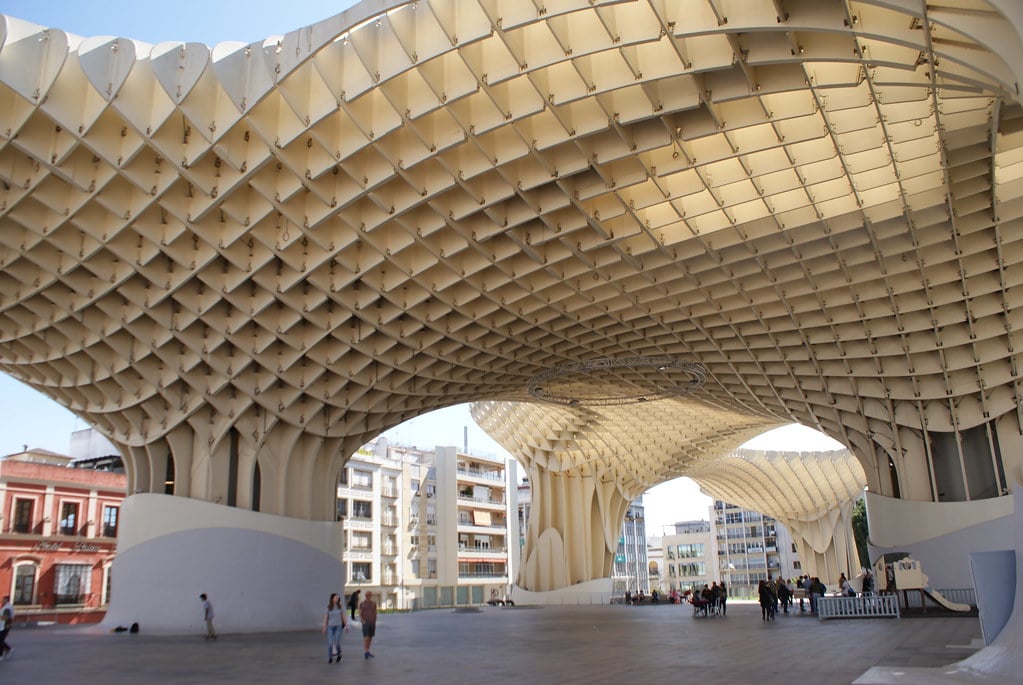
865 492 1014 588
104 494 345 634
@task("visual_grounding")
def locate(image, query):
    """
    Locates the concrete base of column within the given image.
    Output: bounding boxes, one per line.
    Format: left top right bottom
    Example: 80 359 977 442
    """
103 494 344 635
509 578 613 606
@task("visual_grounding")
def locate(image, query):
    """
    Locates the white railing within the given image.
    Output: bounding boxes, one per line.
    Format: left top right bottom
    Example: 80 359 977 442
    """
818 594 900 620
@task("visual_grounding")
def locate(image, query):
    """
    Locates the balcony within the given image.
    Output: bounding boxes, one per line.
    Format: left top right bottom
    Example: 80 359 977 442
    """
457 493 506 508
457 521 507 531
456 467 504 482
457 571 508 579
6 521 44 535
458 545 506 556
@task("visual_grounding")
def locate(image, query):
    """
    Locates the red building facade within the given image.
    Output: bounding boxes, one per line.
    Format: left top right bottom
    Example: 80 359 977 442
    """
0 450 125 625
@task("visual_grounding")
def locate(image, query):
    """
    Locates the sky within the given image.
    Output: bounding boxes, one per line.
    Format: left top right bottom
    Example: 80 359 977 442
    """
0 0 845 533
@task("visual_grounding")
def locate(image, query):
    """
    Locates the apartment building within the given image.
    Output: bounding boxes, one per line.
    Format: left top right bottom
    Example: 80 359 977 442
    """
611 499 650 594
713 500 800 597
337 440 518 609
0 447 126 624
661 520 713 593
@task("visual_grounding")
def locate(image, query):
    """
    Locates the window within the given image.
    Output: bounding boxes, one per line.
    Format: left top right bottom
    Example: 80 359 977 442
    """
54 563 91 604
411 559 420 577
13 499 33 533
102 564 113 605
352 470 373 488
676 543 704 558
352 563 372 582
427 534 436 551
352 500 372 520
336 499 348 519
13 563 37 604
102 506 119 538
425 483 436 498
427 559 437 577
410 479 420 493
339 469 348 485
59 502 79 536
426 504 436 525
351 531 372 550
679 562 706 577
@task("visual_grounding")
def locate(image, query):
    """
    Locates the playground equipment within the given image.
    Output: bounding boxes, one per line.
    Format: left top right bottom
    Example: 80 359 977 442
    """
873 552 971 613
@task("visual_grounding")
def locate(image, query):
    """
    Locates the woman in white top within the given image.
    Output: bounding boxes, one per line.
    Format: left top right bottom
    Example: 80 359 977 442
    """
322 593 349 663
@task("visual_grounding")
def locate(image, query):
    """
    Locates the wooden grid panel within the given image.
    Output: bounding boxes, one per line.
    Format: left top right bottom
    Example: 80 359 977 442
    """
0 0 1021 513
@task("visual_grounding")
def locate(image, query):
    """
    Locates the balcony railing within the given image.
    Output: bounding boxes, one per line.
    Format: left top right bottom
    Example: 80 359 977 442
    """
456 494 506 506
463 524 507 531
456 468 504 482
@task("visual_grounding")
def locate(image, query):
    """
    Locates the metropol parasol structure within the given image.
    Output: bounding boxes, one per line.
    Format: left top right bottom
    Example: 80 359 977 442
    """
2 0 1023 671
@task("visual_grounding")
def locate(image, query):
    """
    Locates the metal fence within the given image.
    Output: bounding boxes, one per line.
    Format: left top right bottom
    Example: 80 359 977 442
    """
817 594 901 620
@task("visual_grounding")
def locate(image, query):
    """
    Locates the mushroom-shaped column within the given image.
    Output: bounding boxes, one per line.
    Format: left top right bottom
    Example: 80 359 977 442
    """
689 448 867 585
103 411 370 634
472 399 779 592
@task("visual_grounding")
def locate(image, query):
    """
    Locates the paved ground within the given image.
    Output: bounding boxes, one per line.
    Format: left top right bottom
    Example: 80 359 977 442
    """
0 601 984 685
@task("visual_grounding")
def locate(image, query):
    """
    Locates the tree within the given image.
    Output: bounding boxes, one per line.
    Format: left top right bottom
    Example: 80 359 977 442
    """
851 496 870 568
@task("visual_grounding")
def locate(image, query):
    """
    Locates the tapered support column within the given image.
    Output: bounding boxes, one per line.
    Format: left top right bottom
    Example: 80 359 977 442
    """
781 502 861 584
517 464 631 592
103 494 344 634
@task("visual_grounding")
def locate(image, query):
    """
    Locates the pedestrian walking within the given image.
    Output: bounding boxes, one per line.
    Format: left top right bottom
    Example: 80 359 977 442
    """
359 590 378 659
323 592 349 663
0 595 14 660
347 589 361 622
200 593 217 639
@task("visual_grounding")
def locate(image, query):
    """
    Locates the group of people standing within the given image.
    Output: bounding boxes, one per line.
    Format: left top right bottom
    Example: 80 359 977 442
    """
196 588 379 663
759 573 863 619
757 576 792 620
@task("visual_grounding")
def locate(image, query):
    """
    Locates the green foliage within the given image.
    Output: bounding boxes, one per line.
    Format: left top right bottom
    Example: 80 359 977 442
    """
851 496 870 568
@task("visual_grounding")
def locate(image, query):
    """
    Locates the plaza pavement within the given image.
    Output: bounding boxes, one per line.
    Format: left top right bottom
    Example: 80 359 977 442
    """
0 601 985 685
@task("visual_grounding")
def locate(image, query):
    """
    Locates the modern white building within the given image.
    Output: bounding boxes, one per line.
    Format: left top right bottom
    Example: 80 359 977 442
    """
655 508 802 599
611 498 650 595
338 440 518 609
661 520 714 593
713 501 801 598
